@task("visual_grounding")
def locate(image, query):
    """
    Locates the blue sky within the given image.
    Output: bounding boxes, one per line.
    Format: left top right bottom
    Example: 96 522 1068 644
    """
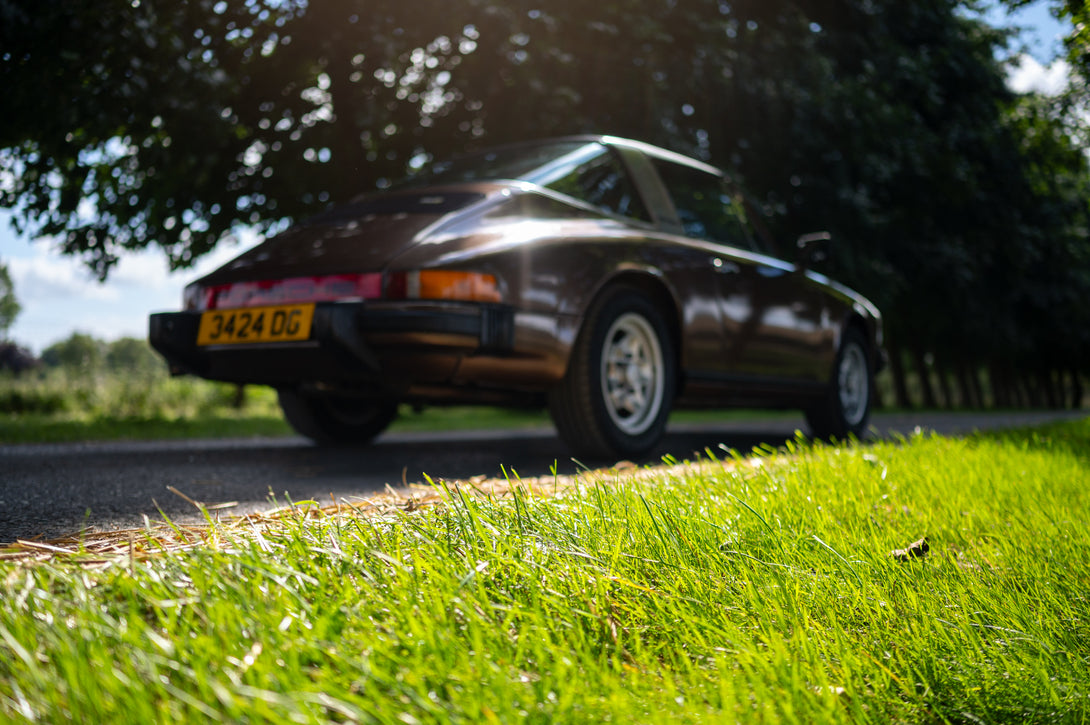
0 3 1075 353
992 0 1068 62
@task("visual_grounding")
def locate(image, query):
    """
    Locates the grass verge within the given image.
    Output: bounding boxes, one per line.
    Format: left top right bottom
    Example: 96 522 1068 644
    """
2 420 1088 722
0 405 550 444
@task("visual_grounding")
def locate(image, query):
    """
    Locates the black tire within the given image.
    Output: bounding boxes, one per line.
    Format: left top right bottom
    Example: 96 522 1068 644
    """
277 389 397 446
548 285 675 461
805 327 874 440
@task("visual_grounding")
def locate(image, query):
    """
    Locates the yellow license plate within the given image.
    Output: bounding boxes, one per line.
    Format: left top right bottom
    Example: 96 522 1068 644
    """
197 304 315 346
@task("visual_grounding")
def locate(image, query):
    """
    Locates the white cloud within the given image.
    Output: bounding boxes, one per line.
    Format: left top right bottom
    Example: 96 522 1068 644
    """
7 247 120 302
1007 54 1072 96
2 221 262 352
107 252 175 291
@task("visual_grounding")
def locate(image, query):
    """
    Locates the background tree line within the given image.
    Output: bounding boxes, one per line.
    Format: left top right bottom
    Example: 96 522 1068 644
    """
1 0 1087 409
0 331 164 378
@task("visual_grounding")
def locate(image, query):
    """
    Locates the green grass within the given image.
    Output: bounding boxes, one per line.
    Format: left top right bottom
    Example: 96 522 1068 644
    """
0 412 294 443
0 405 797 445
2 419 1088 722
0 374 287 444
0 399 551 444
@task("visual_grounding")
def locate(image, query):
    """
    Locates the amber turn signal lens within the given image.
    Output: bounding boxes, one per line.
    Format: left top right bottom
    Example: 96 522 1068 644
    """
387 271 501 303
417 271 501 302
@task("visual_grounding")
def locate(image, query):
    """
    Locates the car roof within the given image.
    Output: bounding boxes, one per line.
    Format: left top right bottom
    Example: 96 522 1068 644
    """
464 134 726 180
597 136 725 178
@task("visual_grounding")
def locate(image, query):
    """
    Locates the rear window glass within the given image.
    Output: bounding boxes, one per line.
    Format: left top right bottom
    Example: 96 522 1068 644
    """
652 159 754 250
544 148 650 222
396 141 589 187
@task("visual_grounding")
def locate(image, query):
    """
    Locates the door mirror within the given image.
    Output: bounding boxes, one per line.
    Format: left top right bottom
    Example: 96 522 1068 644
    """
796 231 831 269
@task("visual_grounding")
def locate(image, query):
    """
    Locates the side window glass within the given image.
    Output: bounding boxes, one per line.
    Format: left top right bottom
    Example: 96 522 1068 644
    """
546 150 651 222
653 160 753 250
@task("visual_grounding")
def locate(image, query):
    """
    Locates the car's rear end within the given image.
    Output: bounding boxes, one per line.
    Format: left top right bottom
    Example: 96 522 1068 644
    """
149 187 519 396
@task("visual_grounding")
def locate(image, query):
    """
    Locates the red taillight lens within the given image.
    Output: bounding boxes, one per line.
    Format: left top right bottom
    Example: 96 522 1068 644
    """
186 271 500 310
192 273 383 310
385 270 501 303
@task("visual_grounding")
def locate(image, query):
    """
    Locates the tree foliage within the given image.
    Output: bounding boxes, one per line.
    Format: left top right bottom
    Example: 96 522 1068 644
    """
0 0 307 277
0 261 18 339
2 0 1088 403
39 333 164 376
0 341 36 375
40 333 106 371
104 336 167 376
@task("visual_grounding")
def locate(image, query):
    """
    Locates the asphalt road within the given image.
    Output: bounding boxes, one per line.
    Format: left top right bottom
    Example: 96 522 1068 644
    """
1 410 1085 543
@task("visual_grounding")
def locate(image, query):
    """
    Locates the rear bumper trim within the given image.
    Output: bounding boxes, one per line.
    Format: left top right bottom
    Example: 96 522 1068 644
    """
148 302 515 386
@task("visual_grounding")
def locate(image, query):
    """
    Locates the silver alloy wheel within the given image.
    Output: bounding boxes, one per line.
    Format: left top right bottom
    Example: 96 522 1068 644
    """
838 342 869 427
600 312 665 436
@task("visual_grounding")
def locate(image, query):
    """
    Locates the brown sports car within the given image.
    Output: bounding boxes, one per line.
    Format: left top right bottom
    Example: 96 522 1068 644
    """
149 135 883 459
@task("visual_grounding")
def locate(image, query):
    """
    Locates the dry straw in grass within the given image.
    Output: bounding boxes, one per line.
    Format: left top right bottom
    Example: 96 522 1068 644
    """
0 456 751 568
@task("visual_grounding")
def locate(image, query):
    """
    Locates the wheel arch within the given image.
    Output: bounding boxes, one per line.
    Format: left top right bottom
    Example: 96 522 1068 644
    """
843 311 882 372
547 275 679 459
573 269 683 373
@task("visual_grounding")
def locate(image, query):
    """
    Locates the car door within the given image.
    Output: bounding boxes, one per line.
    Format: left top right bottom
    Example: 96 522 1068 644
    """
650 158 832 383
714 249 833 383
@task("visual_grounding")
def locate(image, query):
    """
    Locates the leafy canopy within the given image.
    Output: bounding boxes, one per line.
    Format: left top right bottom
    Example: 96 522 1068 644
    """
2 0 1089 375
0 261 19 339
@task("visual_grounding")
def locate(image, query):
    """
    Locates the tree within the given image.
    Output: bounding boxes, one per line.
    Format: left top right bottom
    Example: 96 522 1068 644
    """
41 333 106 371
0 0 1023 274
1 0 306 277
0 260 18 339
105 337 166 376
0 341 37 374
999 92 1090 406
3 0 1088 406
